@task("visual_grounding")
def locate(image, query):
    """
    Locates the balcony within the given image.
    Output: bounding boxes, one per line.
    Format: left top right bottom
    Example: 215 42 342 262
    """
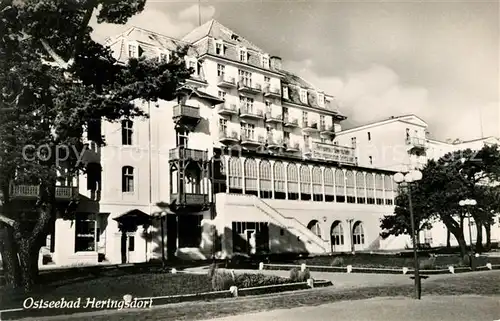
170 193 209 207
10 185 79 200
267 136 284 149
265 112 283 124
238 81 262 94
219 130 239 144
283 116 299 128
304 142 357 165
240 106 264 120
172 104 200 126
284 139 300 152
169 147 208 162
241 133 265 147
302 122 320 133
217 75 237 88
406 136 427 152
218 103 239 116
263 85 281 98
320 124 336 136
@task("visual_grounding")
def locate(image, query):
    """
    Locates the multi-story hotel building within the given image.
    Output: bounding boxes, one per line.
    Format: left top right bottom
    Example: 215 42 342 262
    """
13 20 497 267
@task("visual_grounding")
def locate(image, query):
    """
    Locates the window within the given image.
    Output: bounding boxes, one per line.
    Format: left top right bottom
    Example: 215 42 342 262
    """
351 137 357 148
320 115 325 129
176 130 188 147
303 134 310 148
321 138 327 143
238 70 252 86
121 120 133 145
158 51 169 63
262 55 269 68
302 111 308 127
300 88 307 104
318 93 325 106
239 48 247 62
265 101 272 113
218 90 226 100
128 43 138 58
215 41 224 55
264 76 270 84
241 122 255 140
219 118 228 133
128 235 135 251
331 222 344 246
367 132 371 141
75 213 96 252
217 64 225 77
369 156 373 164
307 220 322 239
353 222 365 245
188 60 198 75
122 166 134 193
283 86 289 99
283 131 290 140
239 96 254 111
406 128 410 139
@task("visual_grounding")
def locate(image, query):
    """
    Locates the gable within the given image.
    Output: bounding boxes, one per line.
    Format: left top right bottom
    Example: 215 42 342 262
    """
398 115 428 128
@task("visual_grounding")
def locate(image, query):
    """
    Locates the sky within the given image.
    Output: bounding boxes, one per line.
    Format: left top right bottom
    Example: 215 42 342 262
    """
90 0 499 142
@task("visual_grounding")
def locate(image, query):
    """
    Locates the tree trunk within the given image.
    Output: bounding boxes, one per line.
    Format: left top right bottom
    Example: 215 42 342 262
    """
446 229 451 248
0 226 21 288
121 231 127 264
484 222 492 251
475 219 484 253
442 216 467 257
17 240 39 292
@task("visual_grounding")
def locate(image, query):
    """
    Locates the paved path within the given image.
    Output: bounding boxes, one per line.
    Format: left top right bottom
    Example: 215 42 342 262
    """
199 295 500 321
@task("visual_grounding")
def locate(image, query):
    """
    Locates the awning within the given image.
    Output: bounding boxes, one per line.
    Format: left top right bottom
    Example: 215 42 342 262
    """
177 86 225 105
113 209 152 225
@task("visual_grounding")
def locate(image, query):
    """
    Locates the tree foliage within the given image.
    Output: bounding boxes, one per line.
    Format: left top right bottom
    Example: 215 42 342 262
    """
0 0 191 290
380 145 500 256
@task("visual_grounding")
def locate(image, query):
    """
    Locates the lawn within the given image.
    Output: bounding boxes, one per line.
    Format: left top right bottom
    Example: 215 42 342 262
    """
53 270 500 321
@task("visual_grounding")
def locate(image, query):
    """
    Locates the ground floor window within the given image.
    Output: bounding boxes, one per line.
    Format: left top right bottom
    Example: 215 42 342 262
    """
353 222 365 245
178 215 202 248
75 213 97 252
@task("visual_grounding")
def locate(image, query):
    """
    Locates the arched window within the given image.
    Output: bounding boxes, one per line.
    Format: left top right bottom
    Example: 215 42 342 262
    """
287 163 299 200
122 166 134 192
300 165 311 200
355 172 366 204
353 221 365 245
324 167 334 202
273 161 286 199
307 220 322 239
228 157 243 192
334 169 345 202
345 170 355 203
244 158 258 195
384 175 394 205
312 166 323 201
121 120 133 145
365 173 375 204
331 221 344 247
259 159 272 198
375 174 384 205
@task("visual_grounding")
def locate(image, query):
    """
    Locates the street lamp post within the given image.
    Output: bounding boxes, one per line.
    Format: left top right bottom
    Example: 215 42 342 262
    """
458 199 477 269
154 201 170 270
394 169 423 300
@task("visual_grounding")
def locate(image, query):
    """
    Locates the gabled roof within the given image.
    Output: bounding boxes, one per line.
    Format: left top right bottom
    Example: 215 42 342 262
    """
181 19 265 53
337 114 429 135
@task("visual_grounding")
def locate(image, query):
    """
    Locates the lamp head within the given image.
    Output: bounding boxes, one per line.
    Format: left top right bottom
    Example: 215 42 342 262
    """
394 172 405 183
459 200 465 206
469 199 477 206
404 172 413 183
410 170 423 181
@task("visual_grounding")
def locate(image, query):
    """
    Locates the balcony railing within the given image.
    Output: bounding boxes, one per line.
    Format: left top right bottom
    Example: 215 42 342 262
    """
302 122 319 132
217 75 236 88
238 81 262 94
171 193 208 206
240 106 264 119
218 103 238 115
263 85 281 98
172 104 200 120
219 130 239 142
283 116 299 127
319 124 336 135
284 139 300 151
10 185 79 199
267 136 284 148
406 136 427 149
265 112 283 123
241 133 265 145
305 142 357 165
169 147 208 162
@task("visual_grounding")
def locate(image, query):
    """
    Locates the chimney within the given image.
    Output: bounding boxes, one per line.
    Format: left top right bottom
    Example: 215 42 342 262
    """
270 56 282 71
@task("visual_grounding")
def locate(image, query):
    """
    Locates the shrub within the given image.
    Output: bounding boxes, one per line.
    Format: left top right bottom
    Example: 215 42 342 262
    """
331 257 345 267
298 268 311 282
419 256 436 270
289 268 300 282
234 273 289 288
207 263 218 278
211 270 235 291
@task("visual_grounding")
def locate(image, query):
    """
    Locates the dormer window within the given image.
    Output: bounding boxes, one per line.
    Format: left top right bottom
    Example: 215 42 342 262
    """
215 40 224 55
158 50 170 63
261 54 269 68
300 88 307 104
283 86 289 99
317 93 325 107
187 58 199 76
128 42 138 58
239 47 247 63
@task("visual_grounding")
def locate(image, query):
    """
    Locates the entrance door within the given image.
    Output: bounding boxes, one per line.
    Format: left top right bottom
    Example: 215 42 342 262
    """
166 215 178 260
